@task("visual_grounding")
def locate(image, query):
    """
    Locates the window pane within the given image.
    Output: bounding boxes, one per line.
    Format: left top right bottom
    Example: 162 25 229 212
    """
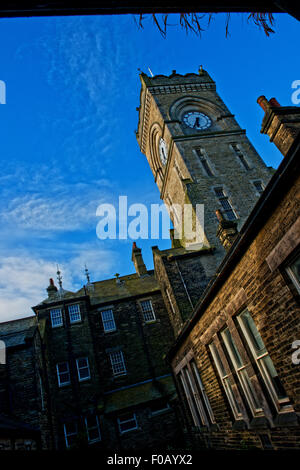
214 188 236 220
50 309 63 327
224 377 242 415
261 355 287 400
77 358 87 368
239 368 261 410
238 309 289 408
140 300 155 322
209 342 226 377
110 351 126 376
240 310 266 354
85 415 101 442
118 414 137 433
64 422 78 448
68 304 81 323
77 357 90 380
290 256 300 283
58 362 68 373
253 180 264 194
222 328 243 368
101 309 116 332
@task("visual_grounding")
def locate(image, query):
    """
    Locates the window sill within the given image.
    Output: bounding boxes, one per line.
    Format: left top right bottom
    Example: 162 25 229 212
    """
119 427 140 435
150 408 171 418
232 419 248 431
113 373 127 379
249 416 270 430
273 411 299 427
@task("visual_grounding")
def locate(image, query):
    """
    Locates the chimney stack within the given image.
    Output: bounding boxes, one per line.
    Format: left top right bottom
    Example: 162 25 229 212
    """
257 95 300 156
216 210 239 252
47 278 58 299
131 242 147 276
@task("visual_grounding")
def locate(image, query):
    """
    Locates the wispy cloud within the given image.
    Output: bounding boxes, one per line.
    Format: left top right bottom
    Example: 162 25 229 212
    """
0 241 117 322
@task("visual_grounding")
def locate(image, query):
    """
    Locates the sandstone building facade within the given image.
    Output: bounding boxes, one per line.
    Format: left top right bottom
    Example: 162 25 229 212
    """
0 69 299 451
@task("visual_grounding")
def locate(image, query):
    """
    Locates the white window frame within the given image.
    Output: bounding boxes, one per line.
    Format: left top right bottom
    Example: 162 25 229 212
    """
38 373 45 411
68 304 81 324
56 362 71 387
190 361 215 424
237 309 292 413
286 252 300 295
117 413 138 434
76 357 91 382
209 342 244 421
179 367 208 427
110 351 127 377
101 309 116 333
63 422 78 448
85 415 101 443
140 299 156 323
221 327 263 417
50 308 63 328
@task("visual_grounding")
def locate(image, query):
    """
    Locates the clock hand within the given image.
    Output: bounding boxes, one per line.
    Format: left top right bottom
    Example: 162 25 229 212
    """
193 117 200 128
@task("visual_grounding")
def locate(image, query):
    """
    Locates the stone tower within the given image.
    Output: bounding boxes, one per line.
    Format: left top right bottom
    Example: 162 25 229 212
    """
136 69 273 336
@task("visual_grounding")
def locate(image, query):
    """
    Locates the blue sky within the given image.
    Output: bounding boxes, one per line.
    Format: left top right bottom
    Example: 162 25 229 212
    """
0 13 298 321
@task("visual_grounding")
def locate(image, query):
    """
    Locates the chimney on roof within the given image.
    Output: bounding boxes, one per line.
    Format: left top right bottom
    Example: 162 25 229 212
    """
257 95 300 156
131 242 147 277
47 278 58 299
216 210 239 252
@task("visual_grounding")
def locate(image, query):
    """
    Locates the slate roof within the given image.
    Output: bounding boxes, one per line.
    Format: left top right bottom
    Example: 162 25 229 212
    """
76 270 160 305
0 316 37 349
37 288 77 306
103 375 176 413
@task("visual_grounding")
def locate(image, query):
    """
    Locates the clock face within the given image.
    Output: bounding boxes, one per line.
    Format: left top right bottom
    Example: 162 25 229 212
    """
159 138 168 165
183 111 211 130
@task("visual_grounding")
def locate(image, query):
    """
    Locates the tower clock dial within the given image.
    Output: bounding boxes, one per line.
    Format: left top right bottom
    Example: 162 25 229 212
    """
159 138 168 166
183 111 211 130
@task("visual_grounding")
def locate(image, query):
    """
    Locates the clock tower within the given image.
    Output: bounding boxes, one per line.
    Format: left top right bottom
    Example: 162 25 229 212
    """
136 68 273 335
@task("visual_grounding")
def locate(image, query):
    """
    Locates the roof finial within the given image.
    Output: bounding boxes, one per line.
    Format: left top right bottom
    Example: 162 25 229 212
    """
198 65 203 75
85 264 91 284
148 67 154 77
56 264 63 290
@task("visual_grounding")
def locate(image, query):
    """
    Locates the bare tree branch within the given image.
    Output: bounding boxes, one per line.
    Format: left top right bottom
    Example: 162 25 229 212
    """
135 12 275 38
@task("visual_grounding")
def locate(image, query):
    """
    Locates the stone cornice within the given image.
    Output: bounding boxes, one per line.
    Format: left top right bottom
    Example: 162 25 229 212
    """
148 82 216 95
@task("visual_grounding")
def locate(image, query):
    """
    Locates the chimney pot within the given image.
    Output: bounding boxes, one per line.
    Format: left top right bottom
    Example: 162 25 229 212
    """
215 209 224 222
269 97 281 107
257 95 270 112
